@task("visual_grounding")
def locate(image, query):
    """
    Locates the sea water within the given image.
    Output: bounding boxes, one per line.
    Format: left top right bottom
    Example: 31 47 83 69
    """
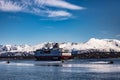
0 58 120 80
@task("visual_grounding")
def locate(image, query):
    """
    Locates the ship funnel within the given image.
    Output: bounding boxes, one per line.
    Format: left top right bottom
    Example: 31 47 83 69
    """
53 43 59 48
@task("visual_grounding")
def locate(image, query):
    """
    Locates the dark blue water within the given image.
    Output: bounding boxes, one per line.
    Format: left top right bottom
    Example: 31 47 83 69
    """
0 59 120 80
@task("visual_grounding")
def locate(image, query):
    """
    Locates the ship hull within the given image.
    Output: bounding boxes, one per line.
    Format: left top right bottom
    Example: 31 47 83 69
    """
35 56 72 61
35 56 61 61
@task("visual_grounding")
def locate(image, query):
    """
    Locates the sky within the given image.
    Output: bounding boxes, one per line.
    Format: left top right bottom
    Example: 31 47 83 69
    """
0 0 120 45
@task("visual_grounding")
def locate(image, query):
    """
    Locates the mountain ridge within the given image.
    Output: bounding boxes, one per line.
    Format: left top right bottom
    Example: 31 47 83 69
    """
0 38 120 54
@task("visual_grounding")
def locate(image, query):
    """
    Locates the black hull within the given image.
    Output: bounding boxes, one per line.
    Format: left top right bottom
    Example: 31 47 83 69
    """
35 56 61 61
35 56 72 61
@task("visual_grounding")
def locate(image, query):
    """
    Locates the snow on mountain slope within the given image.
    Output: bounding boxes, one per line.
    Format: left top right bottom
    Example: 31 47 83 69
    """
85 38 120 52
56 38 120 52
0 38 120 54
0 44 33 53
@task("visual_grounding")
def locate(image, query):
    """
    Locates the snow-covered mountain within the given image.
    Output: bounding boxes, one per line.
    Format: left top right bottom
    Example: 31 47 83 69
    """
0 38 120 54
0 44 32 53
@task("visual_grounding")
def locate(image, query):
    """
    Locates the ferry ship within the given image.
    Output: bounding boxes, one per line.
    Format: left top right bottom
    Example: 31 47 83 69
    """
34 43 72 61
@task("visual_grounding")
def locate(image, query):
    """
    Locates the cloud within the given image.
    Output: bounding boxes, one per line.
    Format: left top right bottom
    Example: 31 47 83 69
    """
116 34 120 38
0 0 85 19
48 10 72 17
34 0 84 10
39 17 68 21
100 30 108 35
0 0 23 12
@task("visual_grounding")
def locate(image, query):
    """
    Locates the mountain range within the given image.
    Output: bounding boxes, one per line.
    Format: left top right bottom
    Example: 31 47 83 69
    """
0 38 120 55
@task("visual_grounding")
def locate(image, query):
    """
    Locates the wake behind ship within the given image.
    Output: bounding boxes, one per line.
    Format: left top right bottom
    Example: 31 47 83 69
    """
34 43 72 61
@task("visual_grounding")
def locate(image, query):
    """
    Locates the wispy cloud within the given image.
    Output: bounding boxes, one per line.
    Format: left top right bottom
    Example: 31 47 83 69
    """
0 0 85 19
100 30 108 35
39 17 68 21
0 0 23 12
34 0 84 10
48 10 72 17
116 34 120 38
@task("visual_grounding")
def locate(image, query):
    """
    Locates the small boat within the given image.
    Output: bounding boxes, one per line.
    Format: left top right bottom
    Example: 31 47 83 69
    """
34 43 72 61
6 60 10 64
108 60 114 64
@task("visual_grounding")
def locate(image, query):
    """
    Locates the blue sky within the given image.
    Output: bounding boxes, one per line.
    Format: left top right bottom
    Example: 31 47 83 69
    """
0 0 120 45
